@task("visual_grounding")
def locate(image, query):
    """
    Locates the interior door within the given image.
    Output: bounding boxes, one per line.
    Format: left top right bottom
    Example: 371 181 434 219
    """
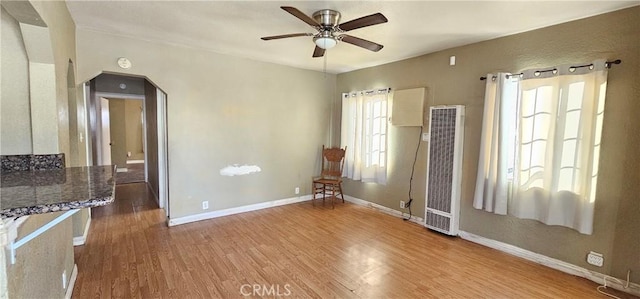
108 99 128 170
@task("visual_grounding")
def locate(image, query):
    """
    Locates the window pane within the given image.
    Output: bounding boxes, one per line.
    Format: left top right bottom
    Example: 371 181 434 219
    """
520 143 532 170
594 113 604 145
373 118 381 135
531 140 547 168
520 170 530 186
533 113 551 141
373 101 381 118
535 86 554 113
521 89 537 117
530 178 544 189
567 82 585 110
529 166 544 189
521 117 534 144
372 136 380 153
381 117 387 134
381 100 387 117
564 110 581 139
560 139 577 168
558 168 575 192
597 82 607 113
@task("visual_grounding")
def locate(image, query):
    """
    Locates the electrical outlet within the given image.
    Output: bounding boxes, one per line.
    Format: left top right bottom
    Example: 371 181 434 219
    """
295 187 300 195
62 270 67 289
587 251 604 267
202 201 209 210
400 201 406 209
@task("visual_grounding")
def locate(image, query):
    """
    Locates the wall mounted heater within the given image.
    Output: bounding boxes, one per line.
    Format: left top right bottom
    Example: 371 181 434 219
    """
424 105 465 235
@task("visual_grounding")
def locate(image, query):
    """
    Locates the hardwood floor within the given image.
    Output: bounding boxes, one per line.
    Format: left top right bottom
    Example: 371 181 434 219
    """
73 183 632 298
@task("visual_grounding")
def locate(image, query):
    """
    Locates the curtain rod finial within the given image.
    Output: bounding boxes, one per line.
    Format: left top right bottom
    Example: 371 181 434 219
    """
606 59 622 68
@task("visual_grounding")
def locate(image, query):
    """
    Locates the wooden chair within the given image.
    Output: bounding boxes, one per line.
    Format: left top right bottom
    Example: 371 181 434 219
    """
312 145 347 209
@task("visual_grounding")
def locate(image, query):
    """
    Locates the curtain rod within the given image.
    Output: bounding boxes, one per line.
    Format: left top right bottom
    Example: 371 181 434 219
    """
344 88 391 97
479 59 621 81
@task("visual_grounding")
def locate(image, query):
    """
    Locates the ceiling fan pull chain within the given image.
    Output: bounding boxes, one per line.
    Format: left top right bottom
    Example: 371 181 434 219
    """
324 51 328 76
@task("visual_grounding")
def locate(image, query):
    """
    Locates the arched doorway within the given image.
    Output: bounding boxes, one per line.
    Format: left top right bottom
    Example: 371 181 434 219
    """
82 73 169 217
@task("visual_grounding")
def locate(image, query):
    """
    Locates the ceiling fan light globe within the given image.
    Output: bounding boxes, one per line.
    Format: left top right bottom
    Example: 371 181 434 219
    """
314 37 337 49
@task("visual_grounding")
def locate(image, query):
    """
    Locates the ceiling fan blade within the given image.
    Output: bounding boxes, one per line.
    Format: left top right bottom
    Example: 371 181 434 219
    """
340 35 384 52
339 13 388 32
312 46 325 58
281 6 320 27
261 33 313 40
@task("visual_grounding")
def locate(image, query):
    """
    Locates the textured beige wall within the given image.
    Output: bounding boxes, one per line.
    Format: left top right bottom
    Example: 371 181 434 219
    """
7 213 75 298
29 62 59 154
337 6 639 283
71 208 90 239
1 7 32 155
30 0 77 162
125 100 144 158
76 29 336 218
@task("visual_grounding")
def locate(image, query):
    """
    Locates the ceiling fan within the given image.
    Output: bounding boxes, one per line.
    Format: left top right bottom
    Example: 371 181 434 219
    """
261 6 388 58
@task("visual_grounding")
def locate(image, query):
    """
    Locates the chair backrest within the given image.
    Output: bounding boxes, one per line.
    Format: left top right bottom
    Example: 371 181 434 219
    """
321 145 346 178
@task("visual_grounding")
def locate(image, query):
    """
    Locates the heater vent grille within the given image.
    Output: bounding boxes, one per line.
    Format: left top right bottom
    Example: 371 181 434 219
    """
425 210 451 233
424 106 464 236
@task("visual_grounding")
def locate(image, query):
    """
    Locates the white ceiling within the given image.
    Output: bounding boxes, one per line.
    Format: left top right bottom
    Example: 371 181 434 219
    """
65 1 638 74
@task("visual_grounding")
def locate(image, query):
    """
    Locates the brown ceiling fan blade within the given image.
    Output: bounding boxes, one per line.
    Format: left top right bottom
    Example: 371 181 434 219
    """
281 6 320 27
339 13 388 31
340 35 384 52
261 33 313 40
312 46 325 58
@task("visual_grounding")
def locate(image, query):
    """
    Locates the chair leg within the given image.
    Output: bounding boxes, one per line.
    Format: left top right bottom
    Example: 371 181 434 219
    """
331 184 335 209
312 182 315 207
339 182 345 203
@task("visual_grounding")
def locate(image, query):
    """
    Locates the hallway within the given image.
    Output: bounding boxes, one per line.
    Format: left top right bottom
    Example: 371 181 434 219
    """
72 183 630 298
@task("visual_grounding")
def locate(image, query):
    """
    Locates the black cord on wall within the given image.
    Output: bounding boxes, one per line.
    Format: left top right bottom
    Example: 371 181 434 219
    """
403 126 423 221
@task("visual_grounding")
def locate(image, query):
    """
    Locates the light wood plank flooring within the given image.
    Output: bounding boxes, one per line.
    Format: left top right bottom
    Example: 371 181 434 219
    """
73 183 633 298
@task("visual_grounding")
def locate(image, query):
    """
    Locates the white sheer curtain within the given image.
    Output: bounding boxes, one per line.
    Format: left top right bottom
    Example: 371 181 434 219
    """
473 60 608 235
473 73 518 214
341 89 389 184
510 60 608 235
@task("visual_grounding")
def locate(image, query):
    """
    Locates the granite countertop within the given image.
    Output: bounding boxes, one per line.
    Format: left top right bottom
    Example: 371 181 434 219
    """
0 165 116 219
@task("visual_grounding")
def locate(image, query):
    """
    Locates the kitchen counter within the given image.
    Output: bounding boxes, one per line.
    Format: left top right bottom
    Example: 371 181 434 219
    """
1 165 116 219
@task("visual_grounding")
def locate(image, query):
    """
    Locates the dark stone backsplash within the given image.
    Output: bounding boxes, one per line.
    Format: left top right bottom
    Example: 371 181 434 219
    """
1 153 65 173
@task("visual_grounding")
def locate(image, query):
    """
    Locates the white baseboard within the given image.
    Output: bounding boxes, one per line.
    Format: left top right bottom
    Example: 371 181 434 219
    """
73 215 91 246
343 195 424 225
168 195 313 226
64 264 78 299
458 230 640 297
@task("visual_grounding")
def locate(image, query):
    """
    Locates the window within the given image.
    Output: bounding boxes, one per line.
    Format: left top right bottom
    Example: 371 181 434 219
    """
474 60 609 234
364 96 387 168
341 89 390 184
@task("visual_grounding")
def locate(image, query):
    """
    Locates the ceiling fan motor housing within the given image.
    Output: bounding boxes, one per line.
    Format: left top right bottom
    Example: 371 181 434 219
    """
313 9 341 29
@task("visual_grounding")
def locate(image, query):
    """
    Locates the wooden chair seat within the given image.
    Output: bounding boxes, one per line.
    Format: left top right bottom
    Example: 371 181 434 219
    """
312 177 341 184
